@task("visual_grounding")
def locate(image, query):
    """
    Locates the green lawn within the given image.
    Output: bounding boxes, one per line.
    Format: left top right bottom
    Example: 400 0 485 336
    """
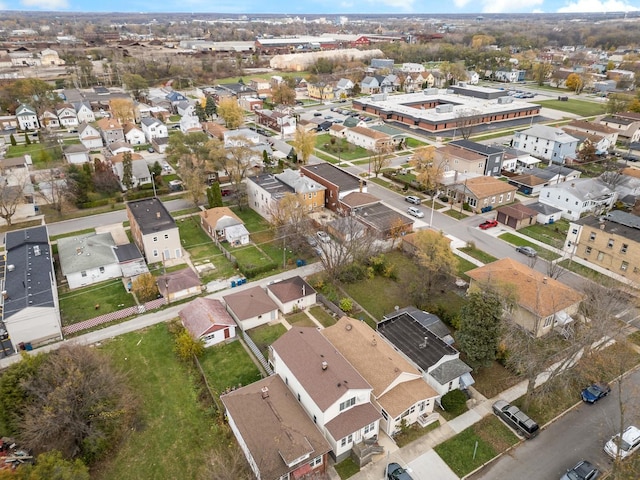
176 216 236 278
455 254 479 281
405 137 428 148
334 458 360 479
517 220 569 248
314 133 371 161
286 311 316 327
459 246 498 265
171 208 201 218
444 209 468 220
498 232 561 261
309 306 337 327
198 340 262 393
58 279 136 326
435 416 519 477
95 324 223 480
230 206 271 234
535 99 606 117
246 323 287 358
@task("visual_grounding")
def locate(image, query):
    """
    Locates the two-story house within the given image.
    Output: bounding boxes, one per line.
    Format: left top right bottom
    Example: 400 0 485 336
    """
435 144 486 176
300 163 366 212
126 198 182 264
512 125 579 164
15 104 39 131
78 122 103 150
270 327 381 462
123 123 146 145
449 139 504 177
40 109 60 129
307 82 335 101
564 211 640 286
96 118 125 145
141 117 169 143
56 104 78 128
539 177 616 220
73 101 95 124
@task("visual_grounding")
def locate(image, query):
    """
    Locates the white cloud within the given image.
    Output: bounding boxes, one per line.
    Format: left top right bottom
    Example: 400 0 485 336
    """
362 0 415 10
454 0 473 8
558 0 639 12
482 0 544 13
21 0 68 8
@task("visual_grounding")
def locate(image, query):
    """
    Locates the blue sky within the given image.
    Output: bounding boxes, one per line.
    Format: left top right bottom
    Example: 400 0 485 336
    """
2 0 639 14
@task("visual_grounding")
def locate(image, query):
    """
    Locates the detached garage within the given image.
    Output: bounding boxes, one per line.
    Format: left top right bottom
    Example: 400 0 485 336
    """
496 203 537 230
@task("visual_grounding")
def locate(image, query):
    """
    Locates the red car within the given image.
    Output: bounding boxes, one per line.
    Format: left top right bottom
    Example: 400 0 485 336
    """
479 219 498 230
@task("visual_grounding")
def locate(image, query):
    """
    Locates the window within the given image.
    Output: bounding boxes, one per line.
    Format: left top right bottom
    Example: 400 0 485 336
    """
621 244 628 254
340 397 356 411
621 261 629 271
310 456 323 468
572 228 578 234
153 236 158 242
491 196 496 204
597 251 604 261
506 192 511 201
419 401 426 412
499 194 504 203
364 422 375 434
153 249 159 257
607 239 614 248
589 232 596 241
543 315 553 328
99 266 105 273
341 438 347 447
164 234 169 239
585 246 592 255
81 271 87 278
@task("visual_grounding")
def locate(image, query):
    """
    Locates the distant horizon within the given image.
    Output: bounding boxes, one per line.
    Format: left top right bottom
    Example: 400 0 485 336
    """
0 0 639 16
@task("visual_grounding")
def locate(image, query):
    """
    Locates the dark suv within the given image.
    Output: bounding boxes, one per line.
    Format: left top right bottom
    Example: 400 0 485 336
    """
493 400 539 439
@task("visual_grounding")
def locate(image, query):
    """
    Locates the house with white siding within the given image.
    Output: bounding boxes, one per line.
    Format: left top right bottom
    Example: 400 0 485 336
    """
540 177 616 221
57 233 121 289
513 125 579 164
78 122 103 150
266 276 316 314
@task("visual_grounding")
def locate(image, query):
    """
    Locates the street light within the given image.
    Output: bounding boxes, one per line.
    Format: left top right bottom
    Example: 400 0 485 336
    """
429 190 439 227
151 172 157 197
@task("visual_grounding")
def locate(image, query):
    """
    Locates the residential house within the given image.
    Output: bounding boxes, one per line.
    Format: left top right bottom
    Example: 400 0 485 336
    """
563 128 613 157
108 141 134 156
180 298 236 348
435 144 486 176
449 139 504 177
526 201 564 225
224 128 260 147
96 118 125 145
248 78 271 97
175 101 195 118
307 82 334 101
238 96 264 112
199 207 250 247
269 327 381 462
78 122 103 150
223 286 279 331
247 169 326 220
113 243 148 278
141 117 168 143
254 109 297 136
63 144 90 164
112 152 152 190
495 69 527 83
377 309 474 395
165 90 188 112
349 201 414 240
512 125 579 164
3 226 62 351
360 76 380 94
39 109 60 129
400 63 425 73
563 120 618 151
266 276 316 314
495 203 538 229
467 258 584 337
499 145 542 173
599 112 640 146
123 123 146 145
335 78 354 99
403 72 428 93
179 113 201 134
344 126 392 151
466 71 480 84
56 104 78 128
221 375 332 480
15 104 39 130
73 101 95 124
529 164 581 184
564 211 640 285
323 317 440 436
126 197 182 264
507 173 549 196
447 176 518 213
57 233 120 289
0 157 36 223
300 163 366 212
539 177 616 221
156 268 202 302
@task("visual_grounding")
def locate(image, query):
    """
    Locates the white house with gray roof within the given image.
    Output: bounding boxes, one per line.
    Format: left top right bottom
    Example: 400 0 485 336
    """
57 233 121 289
78 122 103 150
140 117 168 143
513 125 579 164
539 177 617 221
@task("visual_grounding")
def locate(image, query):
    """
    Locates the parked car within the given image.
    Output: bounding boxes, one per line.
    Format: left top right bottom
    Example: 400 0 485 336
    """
316 231 330 243
405 195 421 205
560 460 599 480
479 219 498 230
306 235 317 247
604 425 640 460
492 400 539 439
147 147 155 153
581 383 611 404
407 206 424 218
386 463 413 480
516 246 537 257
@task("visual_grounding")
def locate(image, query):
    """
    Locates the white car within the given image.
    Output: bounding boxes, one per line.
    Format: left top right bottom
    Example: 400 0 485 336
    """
605 425 640 460
407 206 424 218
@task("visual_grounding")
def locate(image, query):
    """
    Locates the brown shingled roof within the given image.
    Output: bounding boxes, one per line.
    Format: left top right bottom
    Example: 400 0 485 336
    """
464 176 518 198
437 144 484 162
223 286 278 321
267 276 315 304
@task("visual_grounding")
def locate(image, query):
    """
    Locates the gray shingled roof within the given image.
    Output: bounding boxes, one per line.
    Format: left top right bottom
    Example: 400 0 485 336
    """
57 233 118 275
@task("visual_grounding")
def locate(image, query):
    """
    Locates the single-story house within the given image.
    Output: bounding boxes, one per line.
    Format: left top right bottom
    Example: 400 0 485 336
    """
266 276 316 314
157 268 203 302
63 144 90 164
179 298 237 348
448 176 518 214
57 233 121 289
526 201 564 225
199 207 250 247
223 286 279 331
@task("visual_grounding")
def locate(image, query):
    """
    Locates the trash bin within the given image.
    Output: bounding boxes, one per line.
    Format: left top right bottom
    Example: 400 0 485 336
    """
25 343 32 351
231 280 236 288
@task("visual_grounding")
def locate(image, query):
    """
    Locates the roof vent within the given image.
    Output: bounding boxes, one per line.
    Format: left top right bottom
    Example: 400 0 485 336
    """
371 337 377 347
7 265 15 272
156 212 161 219
261 386 269 399
419 337 428 349
321 361 328 371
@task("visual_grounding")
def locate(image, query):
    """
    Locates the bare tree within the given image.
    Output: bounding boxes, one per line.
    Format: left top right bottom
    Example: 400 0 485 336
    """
456 109 482 140
368 144 393 177
0 168 31 226
36 169 68 214
223 138 255 209
268 192 313 251
409 146 445 194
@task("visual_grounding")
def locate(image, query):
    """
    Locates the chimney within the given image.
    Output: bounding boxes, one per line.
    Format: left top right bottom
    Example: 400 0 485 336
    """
543 277 548 284
302 284 306 296
322 361 328 371
2 291 7 300
156 211 161 219
261 386 269 399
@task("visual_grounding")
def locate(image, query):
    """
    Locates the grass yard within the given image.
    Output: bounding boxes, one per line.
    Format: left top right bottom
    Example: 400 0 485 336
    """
286 311 317 327
517 220 569 248
171 208 201 218
246 323 287 358
535 99 606 117
394 421 440 448
334 458 360 479
309 306 337 327
455 254 479 281
314 133 371 161
444 209 468 220
435 416 519 478
459 246 498 265
50 228 96 241
231 206 271 234
471 361 520 399
234 244 275 266
405 137 428 148
198 340 262 393
58 279 136 326
176 216 236 278
314 151 339 163
95 324 222 480
498 232 561 261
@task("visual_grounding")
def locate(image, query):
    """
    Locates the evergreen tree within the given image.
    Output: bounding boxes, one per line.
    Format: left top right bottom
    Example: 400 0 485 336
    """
9 133 16 146
194 102 206 122
457 290 503 367
24 132 31 145
122 152 134 190
204 98 217 118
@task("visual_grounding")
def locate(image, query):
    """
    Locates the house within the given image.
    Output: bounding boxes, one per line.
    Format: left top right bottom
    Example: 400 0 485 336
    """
56 104 78 128
564 211 640 286
152 136 169 154
512 125 579 164
467 258 584 337
96 118 125 145
266 276 316 314
63 144 90 164
300 163 366 212
499 145 542 173
179 298 236 348
3 226 62 351
78 122 103 150
165 90 188 112
495 69 527 83
526 201 564 225
40 109 60 129
0 158 36 223
447 176 518 214
349 202 414 240
507 173 549 196
360 76 380 94
73 101 95 124
599 112 640 146
156 268 202 302
495 203 538 230
254 109 297 136
199 207 250 247
449 139 504 177
539 178 616 221
126 197 182 264
223 286 279 331
377 310 474 396
123 122 146 145
563 129 613 157
179 113 201 134
141 117 168 143
344 126 392 151
563 120 618 151
224 128 260 147
57 233 121 289
15 104 39 130
529 165 581 185
323 317 440 436
112 154 152 190
269 327 381 462
113 243 148 278
335 78 354 98
108 141 134 156
175 101 195 118
220 375 332 480
307 82 334 101
435 144 486 176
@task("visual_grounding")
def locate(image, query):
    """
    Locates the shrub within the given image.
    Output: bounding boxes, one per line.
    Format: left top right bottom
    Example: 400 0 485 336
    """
440 389 468 416
462 202 472 211
339 297 353 313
